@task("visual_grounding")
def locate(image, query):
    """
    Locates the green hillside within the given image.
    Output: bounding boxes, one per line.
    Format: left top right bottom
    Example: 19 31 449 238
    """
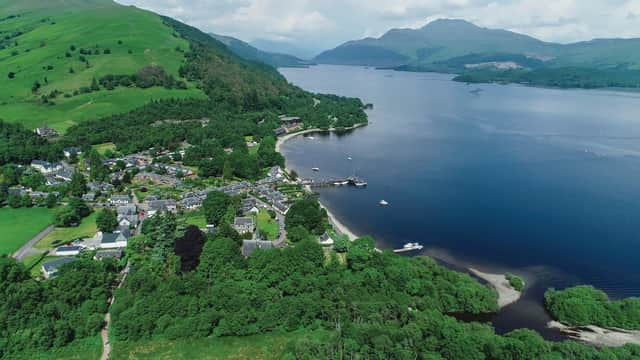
209 33 312 68
315 19 640 88
0 0 205 132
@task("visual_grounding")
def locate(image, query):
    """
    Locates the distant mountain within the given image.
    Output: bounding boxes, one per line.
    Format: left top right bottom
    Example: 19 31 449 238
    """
315 19 640 71
249 39 320 60
210 33 312 68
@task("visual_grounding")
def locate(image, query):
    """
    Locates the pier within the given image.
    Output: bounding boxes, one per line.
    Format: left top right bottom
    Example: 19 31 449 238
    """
302 176 368 188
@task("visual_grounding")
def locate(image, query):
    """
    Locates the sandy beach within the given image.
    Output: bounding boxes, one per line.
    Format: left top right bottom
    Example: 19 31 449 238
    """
469 268 523 308
318 201 359 240
548 321 640 347
275 123 367 154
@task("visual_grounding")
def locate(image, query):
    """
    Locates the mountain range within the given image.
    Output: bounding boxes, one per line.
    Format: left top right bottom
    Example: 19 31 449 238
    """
209 33 313 68
315 19 640 77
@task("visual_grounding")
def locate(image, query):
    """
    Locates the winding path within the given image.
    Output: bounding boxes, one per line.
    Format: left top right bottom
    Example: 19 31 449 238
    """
12 225 54 261
100 261 130 360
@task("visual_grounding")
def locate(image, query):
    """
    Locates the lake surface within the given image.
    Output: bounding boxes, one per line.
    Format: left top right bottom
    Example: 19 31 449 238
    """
279 65 640 338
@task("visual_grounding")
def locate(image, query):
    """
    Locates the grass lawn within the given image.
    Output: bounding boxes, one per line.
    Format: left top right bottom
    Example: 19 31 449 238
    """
183 210 207 228
35 211 99 250
15 335 102 360
111 330 332 360
0 207 53 255
93 142 117 155
256 209 278 241
248 144 260 156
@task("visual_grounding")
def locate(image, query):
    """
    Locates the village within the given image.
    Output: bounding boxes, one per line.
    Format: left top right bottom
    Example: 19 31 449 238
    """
12 118 347 280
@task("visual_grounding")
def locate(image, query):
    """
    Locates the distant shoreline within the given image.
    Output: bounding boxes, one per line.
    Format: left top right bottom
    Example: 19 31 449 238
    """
275 123 367 153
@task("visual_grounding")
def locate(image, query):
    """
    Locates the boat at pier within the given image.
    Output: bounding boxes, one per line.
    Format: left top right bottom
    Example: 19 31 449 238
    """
393 243 424 253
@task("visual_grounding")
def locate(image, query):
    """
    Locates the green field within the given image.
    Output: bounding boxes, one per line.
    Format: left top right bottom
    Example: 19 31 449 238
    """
35 210 99 249
0 207 53 255
182 210 207 228
0 0 206 131
111 330 331 360
256 209 278 240
92 142 116 155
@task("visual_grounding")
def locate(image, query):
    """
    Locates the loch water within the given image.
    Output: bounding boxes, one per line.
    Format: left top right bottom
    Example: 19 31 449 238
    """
279 65 640 338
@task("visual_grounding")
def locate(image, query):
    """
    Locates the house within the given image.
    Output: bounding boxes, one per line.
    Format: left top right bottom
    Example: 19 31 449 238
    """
31 160 63 174
145 199 177 217
268 166 284 179
82 192 96 202
42 257 76 279
109 195 131 206
234 217 255 234
181 197 203 211
279 115 301 124
206 224 216 234
117 205 139 228
54 245 83 256
241 240 274 257
54 168 74 182
134 172 182 186
35 127 59 137
94 249 123 260
8 187 26 197
319 233 334 246
99 232 129 249
274 127 285 136
241 198 259 215
63 147 82 158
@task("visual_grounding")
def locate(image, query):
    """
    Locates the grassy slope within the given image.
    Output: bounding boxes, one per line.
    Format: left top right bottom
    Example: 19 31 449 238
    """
0 207 53 255
256 209 278 240
35 210 99 249
7 335 102 360
0 0 205 132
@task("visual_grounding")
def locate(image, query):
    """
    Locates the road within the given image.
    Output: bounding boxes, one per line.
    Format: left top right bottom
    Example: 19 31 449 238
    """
100 261 130 360
12 225 54 261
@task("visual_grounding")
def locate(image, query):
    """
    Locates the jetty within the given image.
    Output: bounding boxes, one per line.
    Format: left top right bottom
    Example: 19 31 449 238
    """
303 176 368 188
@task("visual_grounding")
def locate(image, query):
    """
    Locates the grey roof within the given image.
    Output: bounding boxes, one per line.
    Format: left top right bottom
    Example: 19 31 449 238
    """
110 195 131 202
242 240 274 257
56 245 83 252
117 205 137 215
95 249 123 260
42 257 76 273
234 217 254 227
101 232 128 244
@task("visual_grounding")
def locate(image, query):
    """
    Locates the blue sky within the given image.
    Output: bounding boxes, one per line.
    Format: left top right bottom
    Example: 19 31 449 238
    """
116 0 640 54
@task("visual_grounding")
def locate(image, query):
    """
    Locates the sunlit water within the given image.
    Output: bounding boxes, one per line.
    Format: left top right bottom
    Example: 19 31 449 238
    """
279 65 640 338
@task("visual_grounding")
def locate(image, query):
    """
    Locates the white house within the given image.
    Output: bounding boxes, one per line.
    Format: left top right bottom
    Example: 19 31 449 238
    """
99 232 129 249
42 257 76 279
109 195 131 206
31 160 63 175
319 233 334 246
54 245 83 256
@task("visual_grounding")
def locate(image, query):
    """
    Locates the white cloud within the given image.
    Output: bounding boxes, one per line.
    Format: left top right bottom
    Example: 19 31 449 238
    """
115 0 640 52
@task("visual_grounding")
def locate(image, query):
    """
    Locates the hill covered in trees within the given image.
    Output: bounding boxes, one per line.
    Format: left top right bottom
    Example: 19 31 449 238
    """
209 33 313 68
315 19 640 89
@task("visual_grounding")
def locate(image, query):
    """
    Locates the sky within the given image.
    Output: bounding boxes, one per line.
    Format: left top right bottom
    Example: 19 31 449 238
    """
115 0 640 56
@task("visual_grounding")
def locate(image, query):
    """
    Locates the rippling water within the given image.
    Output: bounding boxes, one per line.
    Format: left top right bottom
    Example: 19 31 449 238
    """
279 65 640 338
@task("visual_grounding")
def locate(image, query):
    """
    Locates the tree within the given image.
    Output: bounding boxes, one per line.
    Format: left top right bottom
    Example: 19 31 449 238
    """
55 206 80 227
90 78 100 91
287 225 311 243
8 194 21 208
45 193 57 208
8 72 15 79
203 191 231 226
285 196 327 235
68 198 91 218
21 195 33 208
333 235 350 253
69 172 87 197
96 209 118 232
174 225 206 272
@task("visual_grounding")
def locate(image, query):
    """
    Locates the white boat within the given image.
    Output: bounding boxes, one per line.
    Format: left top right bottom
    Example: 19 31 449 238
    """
347 157 353 160
305 136 314 140
379 200 389 206
394 242 424 253
354 180 367 187
312 167 320 172
334 181 349 186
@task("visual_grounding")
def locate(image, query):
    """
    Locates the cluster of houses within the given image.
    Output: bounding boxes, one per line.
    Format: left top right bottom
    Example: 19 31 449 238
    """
274 115 302 135
255 185 290 214
30 160 74 186
180 182 251 210
8 186 59 201
35 127 59 137
134 172 182 186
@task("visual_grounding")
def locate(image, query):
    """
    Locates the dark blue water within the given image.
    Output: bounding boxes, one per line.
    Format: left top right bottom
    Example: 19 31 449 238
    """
279 65 640 338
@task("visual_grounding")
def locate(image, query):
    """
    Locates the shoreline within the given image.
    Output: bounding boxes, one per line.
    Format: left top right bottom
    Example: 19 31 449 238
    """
275 123 368 154
318 201 358 241
469 268 522 309
548 321 640 347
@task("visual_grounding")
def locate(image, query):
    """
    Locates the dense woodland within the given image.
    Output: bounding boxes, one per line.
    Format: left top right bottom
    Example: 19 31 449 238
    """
545 286 640 330
0 256 119 358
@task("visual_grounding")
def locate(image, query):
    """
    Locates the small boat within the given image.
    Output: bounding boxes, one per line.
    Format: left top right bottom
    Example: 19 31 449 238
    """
305 136 314 140
393 242 424 253
312 167 320 172
347 157 353 161
354 180 367 187
379 200 389 206
334 181 349 186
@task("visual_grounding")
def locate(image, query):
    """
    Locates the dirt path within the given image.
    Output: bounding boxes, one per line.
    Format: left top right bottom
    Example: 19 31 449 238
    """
12 225 54 261
100 261 130 360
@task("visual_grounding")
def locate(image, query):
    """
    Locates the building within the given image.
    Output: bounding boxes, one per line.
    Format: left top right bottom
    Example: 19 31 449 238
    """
117 205 139 228
54 168 74 182
279 115 301 123
241 198 259 215
99 232 129 249
234 217 255 234
94 249 123 260
181 197 203 211
319 233 334 246
63 147 82 158
242 239 274 257
109 195 131 206
134 172 182 186
35 127 59 137
54 245 83 256
145 199 177 217
82 192 96 202
31 160 63 175
42 257 76 279
274 127 286 136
